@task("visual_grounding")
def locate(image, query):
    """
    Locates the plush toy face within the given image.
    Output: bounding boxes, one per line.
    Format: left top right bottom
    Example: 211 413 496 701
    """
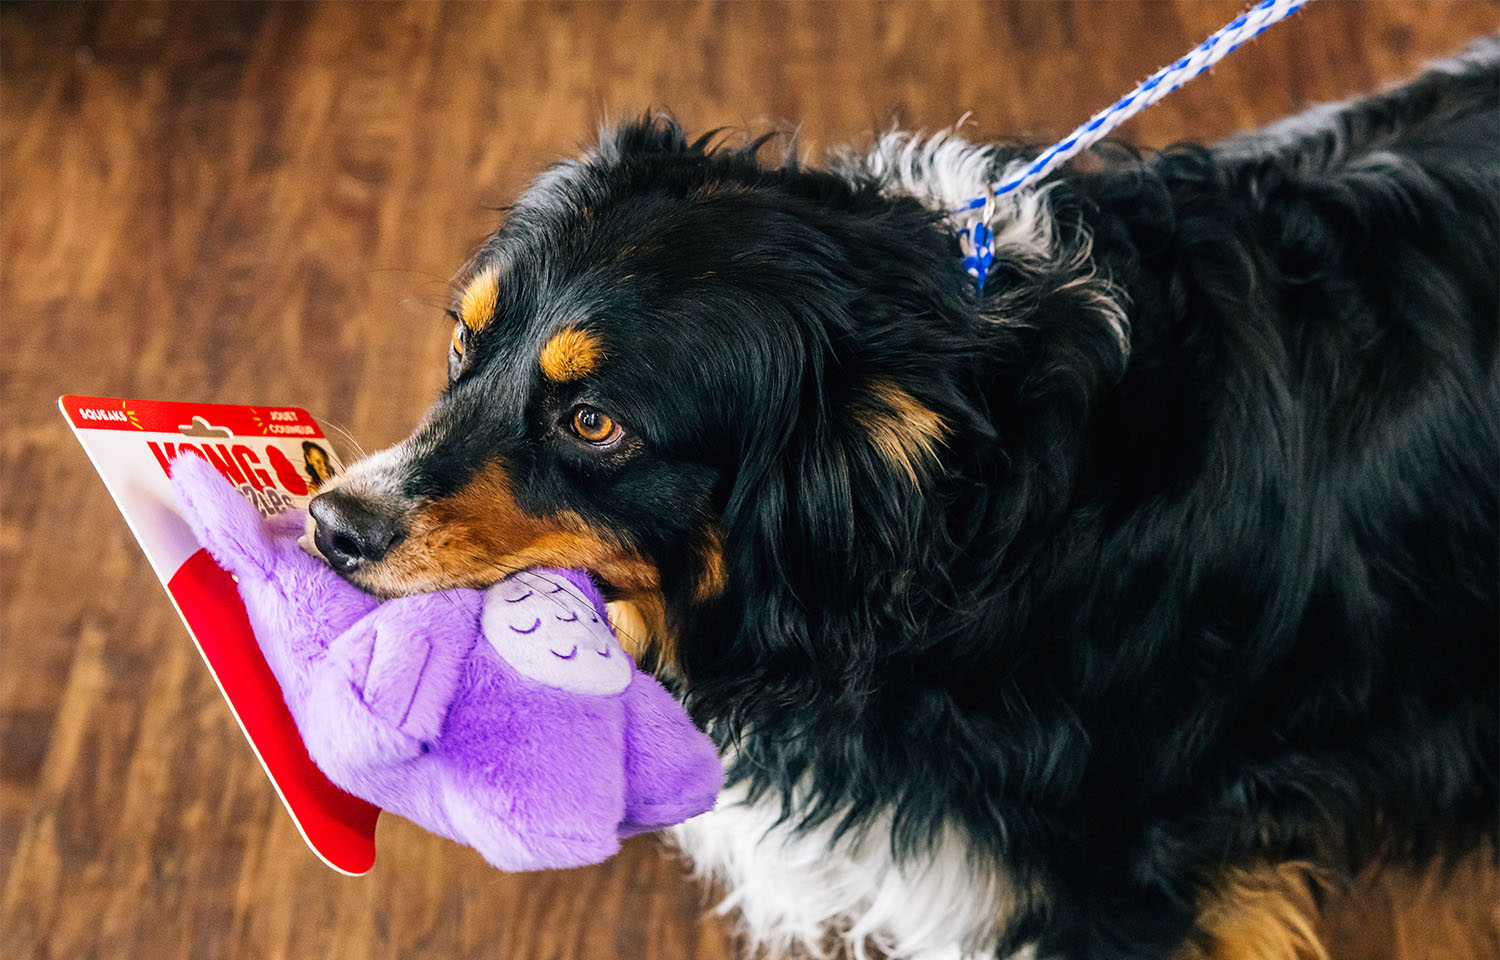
480 570 632 695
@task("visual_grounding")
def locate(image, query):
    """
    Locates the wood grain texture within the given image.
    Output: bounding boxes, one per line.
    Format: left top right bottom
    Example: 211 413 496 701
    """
2 3 1496 958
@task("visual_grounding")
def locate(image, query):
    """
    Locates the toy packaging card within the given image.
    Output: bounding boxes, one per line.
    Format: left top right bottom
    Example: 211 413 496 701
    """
60 395 381 875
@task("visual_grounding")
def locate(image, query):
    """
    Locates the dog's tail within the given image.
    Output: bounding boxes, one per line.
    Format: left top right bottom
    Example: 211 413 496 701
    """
1213 33 1499 174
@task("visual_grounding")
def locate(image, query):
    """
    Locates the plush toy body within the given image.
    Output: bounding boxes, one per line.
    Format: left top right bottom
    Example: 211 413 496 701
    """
169 454 721 871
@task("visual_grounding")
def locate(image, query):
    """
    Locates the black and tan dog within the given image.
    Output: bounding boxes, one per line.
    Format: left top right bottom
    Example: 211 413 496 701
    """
307 37 1498 960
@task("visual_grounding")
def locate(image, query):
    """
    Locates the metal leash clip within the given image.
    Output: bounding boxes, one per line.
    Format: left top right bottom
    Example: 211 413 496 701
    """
959 187 997 295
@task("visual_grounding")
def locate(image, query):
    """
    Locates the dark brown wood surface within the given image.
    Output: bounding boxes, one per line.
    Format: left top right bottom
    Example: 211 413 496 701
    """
3 3 1496 958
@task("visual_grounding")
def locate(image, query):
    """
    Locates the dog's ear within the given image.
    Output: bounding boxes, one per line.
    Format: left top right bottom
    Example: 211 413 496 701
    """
701 355 977 720
668 192 1001 724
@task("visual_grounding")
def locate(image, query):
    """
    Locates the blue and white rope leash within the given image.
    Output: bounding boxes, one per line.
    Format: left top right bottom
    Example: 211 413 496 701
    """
959 0 1312 292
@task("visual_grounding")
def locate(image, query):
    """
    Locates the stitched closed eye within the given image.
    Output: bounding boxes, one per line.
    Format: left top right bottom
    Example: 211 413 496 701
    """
556 610 579 623
510 618 541 634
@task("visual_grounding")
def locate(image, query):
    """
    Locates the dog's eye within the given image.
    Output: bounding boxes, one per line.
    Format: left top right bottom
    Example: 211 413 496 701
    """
570 405 621 445
447 310 467 379
448 311 466 357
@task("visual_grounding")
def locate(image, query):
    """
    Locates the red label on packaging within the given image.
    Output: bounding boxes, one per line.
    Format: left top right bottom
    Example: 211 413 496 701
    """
60 395 324 437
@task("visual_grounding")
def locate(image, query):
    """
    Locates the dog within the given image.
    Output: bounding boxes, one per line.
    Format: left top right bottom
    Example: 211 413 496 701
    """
306 37 1499 960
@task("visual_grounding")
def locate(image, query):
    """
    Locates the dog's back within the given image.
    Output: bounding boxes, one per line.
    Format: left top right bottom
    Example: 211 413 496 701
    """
1040 38 1500 956
1141 34 1500 682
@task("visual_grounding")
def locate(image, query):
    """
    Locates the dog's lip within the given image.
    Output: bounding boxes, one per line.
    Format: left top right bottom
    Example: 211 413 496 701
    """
298 513 324 560
305 550 623 603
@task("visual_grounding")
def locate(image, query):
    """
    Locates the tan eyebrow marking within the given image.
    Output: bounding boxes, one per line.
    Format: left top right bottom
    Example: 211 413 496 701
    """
459 268 500 332
539 326 604 382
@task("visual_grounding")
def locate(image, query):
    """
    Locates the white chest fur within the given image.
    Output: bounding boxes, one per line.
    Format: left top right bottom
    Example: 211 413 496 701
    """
668 775 1031 960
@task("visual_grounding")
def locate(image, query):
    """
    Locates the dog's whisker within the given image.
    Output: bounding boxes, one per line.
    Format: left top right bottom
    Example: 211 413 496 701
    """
505 567 652 652
316 418 368 460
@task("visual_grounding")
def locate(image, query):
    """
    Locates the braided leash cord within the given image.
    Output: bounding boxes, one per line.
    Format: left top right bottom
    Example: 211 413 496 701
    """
960 0 1312 291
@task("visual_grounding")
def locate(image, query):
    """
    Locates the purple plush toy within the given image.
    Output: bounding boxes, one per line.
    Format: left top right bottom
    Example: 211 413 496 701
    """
169 453 722 871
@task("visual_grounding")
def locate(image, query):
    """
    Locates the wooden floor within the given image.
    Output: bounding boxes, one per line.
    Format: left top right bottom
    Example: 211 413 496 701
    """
2 3 1496 958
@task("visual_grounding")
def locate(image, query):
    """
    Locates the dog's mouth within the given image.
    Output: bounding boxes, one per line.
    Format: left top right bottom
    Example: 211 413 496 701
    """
300 497 670 661
299 452 682 666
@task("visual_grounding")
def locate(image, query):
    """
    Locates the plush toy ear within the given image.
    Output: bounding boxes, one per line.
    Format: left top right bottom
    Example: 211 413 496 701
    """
169 452 282 581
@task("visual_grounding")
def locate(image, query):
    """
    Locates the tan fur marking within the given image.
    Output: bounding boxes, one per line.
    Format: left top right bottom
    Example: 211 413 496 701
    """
1319 843 1500 960
1185 846 1500 960
356 466 655 597
1183 862 1328 960
693 524 727 603
605 596 670 662
460 268 500 331
539 327 603 382
856 380 949 487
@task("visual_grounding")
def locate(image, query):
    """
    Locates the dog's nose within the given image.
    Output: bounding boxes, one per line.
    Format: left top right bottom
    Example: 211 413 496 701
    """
308 489 403 573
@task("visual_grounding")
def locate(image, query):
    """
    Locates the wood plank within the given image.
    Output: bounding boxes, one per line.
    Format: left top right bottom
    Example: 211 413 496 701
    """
3 2 1495 957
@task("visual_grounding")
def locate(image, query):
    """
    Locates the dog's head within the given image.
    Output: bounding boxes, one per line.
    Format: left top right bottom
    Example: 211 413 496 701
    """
308 117 1119 723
